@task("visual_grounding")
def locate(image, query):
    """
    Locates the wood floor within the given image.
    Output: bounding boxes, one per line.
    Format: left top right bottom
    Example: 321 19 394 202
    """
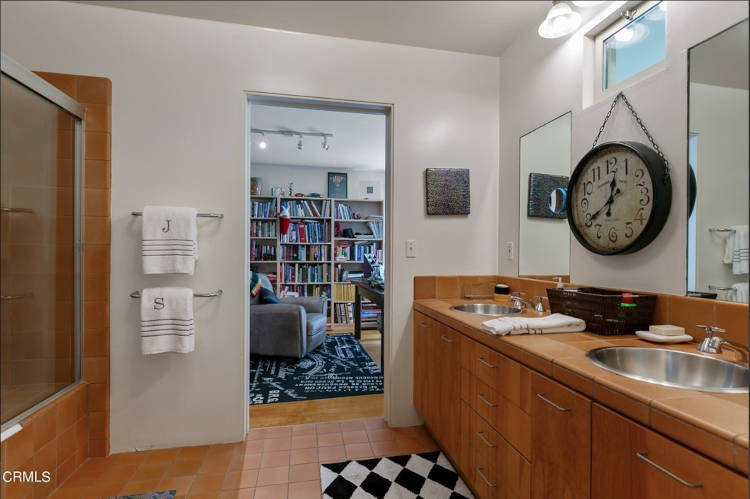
250 394 384 428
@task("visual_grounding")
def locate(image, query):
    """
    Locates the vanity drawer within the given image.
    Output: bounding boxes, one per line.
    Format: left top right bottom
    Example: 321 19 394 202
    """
463 401 531 499
592 404 748 499
460 335 532 413
461 368 531 459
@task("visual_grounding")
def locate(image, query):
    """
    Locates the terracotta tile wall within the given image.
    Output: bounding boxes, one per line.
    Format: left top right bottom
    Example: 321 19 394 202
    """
35 72 112 457
413 275 749 347
0 382 88 498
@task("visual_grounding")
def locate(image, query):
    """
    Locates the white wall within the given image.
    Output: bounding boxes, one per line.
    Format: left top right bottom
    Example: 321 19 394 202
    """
690 83 749 294
498 1 748 294
252 163 384 200
518 112 571 276
1 1 500 451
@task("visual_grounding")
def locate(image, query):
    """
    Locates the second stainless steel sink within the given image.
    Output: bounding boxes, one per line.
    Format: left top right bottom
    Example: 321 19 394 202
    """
450 303 522 316
586 346 749 393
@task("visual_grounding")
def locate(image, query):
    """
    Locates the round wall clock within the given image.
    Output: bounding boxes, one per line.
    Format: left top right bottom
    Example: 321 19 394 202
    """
566 141 672 255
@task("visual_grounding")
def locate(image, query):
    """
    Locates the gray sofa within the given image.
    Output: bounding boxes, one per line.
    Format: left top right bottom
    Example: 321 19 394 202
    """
250 274 327 358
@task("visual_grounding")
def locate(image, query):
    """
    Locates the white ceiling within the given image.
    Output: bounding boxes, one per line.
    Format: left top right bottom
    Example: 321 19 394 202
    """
250 104 386 171
75 1 551 56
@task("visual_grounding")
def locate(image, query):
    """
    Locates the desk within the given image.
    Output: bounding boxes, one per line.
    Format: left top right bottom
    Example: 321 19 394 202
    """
351 278 384 370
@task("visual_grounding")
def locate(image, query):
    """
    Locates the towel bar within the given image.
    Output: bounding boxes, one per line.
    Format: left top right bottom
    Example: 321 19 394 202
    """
131 211 224 219
130 289 223 298
708 227 735 233
708 285 733 291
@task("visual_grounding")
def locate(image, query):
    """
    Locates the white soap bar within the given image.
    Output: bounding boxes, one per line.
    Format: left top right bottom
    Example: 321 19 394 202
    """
649 324 686 337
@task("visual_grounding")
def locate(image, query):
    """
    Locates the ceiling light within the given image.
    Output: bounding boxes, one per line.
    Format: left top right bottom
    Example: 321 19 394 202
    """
538 2 582 39
572 1 602 6
258 132 267 150
321 136 330 151
297 137 303 150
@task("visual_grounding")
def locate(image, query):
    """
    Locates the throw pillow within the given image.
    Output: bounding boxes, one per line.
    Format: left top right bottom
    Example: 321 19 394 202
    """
260 287 280 304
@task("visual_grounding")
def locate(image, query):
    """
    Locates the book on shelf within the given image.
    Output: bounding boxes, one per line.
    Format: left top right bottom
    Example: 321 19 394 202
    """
284 199 331 218
281 221 331 243
334 242 382 264
280 284 330 299
334 302 354 324
250 220 276 238
280 244 330 262
251 200 275 218
250 241 276 261
333 284 356 302
281 263 330 283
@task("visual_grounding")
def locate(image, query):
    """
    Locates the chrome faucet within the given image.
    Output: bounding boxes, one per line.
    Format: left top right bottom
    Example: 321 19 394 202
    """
510 292 533 310
696 325 749 364
532 296 549 313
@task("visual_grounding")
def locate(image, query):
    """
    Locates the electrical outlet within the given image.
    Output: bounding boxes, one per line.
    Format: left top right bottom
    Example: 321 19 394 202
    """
406 239 417 258
504 241 514 261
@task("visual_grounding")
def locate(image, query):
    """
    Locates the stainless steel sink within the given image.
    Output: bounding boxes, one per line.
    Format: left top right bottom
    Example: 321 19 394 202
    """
450 303 523 316
586 346 749 393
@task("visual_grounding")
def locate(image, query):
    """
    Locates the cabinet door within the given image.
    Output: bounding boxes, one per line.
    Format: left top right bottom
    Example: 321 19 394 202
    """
592 404 748 499
531 372 591 499
436 324 461 459
413 312 433 417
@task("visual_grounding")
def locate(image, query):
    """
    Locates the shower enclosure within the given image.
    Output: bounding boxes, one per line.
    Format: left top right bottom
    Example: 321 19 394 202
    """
1 53 84 430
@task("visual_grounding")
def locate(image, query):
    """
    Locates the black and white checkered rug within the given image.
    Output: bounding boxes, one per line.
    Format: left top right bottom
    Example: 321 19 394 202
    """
320 451 473 498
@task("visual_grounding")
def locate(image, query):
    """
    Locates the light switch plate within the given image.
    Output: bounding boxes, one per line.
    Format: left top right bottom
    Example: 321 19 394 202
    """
504 241 513 261
406 239 417 258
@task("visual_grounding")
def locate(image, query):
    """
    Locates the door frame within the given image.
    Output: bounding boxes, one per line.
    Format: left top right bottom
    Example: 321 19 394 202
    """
243 91 394 435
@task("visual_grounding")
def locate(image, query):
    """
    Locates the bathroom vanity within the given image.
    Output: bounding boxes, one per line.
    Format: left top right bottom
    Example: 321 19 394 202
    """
413 284 748 499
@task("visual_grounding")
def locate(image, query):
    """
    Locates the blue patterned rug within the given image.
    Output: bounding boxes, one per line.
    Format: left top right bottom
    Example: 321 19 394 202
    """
249 333 383 405
112 491 175 499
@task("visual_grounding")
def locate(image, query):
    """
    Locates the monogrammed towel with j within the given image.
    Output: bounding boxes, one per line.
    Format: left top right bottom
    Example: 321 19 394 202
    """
140 287 194 354
142 206 198 275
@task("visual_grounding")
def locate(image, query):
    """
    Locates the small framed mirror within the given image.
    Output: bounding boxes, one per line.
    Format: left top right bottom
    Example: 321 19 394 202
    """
518 112 572 280
687 19 749 303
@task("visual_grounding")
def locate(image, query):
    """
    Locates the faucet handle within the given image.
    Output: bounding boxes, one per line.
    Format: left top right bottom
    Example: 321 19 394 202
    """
533 296 549 312
696 325 726 338
510 291 526 298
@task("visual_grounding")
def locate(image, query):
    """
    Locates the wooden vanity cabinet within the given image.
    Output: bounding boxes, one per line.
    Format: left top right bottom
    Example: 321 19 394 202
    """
592 404 747 499
530 372 591 499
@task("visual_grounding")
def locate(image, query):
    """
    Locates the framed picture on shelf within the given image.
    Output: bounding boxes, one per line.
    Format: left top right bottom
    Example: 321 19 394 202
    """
327 172 348 199
359 181 381 200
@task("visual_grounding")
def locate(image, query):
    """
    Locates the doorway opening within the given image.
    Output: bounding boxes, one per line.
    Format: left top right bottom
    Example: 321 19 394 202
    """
245 93 391 429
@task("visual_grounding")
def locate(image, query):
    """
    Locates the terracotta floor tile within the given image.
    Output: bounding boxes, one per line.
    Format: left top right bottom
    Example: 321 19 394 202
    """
158 475 195 495
396 437 436 454
131 461 170 481
366 429 397 442
187 492 221 499
290 463 320 483
107 452 148 466
316 422 341 435
244 440 264 454
363 418 388 431
121 477 162 494
263 437 291 452
291 435 317 449
96 464 139 484
176 445 210 461
264 427 292 439
86 482 123 497
247 429 266 441
345 443 374 460
288 480 321 499
223 470 259 490
144 448 180 463
257 465 289 486
50 486 93 498
219 489 256 499
231 452 262 471
208 443 240 457
254 483 288 499
317 433 343 447
342 430 369 445
370 440 401 458
339 420 366 432
292 424 316 436
61 467 106 486
199 454 233 474
290 448 318 465
261 450 290 468
190 473 226 493
167 458 203 476
318 446 346 464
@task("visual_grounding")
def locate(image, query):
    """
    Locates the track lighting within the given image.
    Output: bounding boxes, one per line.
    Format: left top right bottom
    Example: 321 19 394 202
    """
297 136 304 150
321 136 329 151
538 1 582 39
251 128 333 152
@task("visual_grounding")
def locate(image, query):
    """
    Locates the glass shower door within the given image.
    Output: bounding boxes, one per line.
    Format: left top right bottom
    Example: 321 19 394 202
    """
1 58 83 427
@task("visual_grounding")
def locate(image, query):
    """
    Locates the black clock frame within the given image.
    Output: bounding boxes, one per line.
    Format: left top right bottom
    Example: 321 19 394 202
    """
566 140 672 255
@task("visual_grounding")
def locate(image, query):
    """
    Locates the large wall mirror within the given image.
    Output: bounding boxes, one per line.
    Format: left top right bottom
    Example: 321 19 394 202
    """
518 112 571 280
687 19 748 303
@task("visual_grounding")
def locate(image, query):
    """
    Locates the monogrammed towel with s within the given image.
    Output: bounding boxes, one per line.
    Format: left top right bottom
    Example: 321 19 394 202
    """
142 206 198 274
140 287 194 354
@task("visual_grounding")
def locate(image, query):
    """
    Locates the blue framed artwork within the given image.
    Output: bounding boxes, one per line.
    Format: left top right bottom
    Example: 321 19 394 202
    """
327 172 348 199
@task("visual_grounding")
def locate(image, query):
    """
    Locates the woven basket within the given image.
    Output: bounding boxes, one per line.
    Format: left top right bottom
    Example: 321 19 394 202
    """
546 287 657 335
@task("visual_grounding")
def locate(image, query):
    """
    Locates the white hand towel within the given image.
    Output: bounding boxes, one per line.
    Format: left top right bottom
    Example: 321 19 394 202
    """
140 287 194 354
731 225 749 275
730 282 749 304
142 206 198 275
481 313 586 336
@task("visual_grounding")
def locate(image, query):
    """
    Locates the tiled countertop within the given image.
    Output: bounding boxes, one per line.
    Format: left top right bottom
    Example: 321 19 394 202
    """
414 298 749 475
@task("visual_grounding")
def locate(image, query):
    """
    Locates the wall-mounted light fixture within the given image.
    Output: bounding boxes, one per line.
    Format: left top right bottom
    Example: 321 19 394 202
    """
251 128 334 151
538 1 582 39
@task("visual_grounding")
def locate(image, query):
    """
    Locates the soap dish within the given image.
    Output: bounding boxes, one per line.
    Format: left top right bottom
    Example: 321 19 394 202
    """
635 330 693 344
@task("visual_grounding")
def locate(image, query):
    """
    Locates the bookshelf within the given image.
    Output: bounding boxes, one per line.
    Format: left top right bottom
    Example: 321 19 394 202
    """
249 195 383 330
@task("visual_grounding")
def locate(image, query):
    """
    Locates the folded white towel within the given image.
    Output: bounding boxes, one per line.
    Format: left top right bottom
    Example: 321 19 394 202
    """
730 225 749 275
142 206 198 275
730 282 749 304
481 313 586 336
140 287 194 354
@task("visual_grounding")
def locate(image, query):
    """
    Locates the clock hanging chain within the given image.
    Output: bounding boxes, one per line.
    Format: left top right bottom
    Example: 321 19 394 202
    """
592 91 671 183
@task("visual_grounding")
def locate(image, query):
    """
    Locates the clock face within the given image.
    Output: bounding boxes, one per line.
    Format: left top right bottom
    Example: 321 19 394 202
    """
570 145 654 254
